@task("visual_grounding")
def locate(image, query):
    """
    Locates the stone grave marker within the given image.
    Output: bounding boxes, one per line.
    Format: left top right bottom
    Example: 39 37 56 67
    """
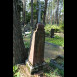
50 29 55 38
26 23 46 74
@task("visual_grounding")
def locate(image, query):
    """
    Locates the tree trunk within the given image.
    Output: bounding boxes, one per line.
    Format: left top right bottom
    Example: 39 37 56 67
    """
51 0 52 24
31 0 33 28
23 0 26 26
13 0 27 65
51 15 53 25
23 0 26 33
43 0 48 25
55 0 59 25
59 5 61 23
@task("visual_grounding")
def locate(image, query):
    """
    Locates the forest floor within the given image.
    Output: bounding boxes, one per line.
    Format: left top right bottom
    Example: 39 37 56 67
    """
18 64 45 77
45 32 64 60
44 42 64 61
17 33 64 77
18 62 63 77
54 33 64 38
18 42 64 77
23 32 64 60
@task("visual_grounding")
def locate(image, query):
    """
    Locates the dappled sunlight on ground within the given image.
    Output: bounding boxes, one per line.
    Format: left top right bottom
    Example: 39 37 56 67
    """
54 33 64 38
23 36 64 61
44 43 64 60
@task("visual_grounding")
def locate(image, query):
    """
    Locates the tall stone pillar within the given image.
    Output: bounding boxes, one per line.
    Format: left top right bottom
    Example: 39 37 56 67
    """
26 23 46 74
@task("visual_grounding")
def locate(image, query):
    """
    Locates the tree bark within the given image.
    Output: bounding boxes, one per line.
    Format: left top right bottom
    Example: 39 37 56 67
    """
23 0 26 26
13 0 27 65
55 0 59 25
23 0 26 33
31 0 33 28
43 0 48 25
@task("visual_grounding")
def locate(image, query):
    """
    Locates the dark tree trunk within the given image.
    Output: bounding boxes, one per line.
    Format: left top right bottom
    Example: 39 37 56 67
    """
51 1 52 24
57 0 59 25
31 0 33 28
43 0 48 25
23 0 26 33
23 0 26 26
13 0 27 65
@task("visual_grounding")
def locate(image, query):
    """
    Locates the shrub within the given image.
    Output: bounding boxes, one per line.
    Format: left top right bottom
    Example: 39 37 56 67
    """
59 24 64 33
45 31 50 36
13 65 20 77
45 24 64 36
51 25 60 33
24 41 30 49
45 24 60 36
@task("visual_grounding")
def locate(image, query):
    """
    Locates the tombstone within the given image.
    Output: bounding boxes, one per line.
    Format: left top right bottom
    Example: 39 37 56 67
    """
50 29 55 38
26 23 46 74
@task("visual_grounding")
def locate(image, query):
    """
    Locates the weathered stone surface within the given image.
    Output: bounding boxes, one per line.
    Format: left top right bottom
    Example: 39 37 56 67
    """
18 64 45 77
26 23 45 74
26 60 46 74
29 23 45 66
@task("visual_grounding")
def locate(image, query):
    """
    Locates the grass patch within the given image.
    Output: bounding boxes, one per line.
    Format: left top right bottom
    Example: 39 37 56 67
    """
23 37 30 42
26 63 30 73
45 35 64 47
23 36 30 49
43 62 64 77
44 67 64 77
23 35 64 47
44 57 64 77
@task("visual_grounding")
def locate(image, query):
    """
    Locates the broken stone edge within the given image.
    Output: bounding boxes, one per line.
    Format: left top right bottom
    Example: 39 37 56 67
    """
25 59 47 74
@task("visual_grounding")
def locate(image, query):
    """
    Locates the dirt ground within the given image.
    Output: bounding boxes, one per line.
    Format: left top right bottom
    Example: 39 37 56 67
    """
54 33 64 38
18 64 46 77
44 43 64 60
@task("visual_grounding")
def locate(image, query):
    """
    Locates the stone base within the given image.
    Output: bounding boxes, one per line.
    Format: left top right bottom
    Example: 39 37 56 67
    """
25 60 46 74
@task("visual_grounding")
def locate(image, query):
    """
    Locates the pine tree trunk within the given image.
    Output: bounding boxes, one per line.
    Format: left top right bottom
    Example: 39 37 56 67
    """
23 0 26 25
13 0 27 65
23 0 26 33
43 0 48 25
56 0 59 25
31 0 33 28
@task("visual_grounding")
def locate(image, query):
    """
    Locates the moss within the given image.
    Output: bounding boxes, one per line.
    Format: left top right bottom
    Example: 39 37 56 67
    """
26 63 30 73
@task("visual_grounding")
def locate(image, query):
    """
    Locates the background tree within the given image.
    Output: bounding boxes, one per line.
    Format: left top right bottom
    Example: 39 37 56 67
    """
55 0 59 25
31 0 33 28
43 0 48 25
13 0 27 65
23 0 26 26
45 0 64 25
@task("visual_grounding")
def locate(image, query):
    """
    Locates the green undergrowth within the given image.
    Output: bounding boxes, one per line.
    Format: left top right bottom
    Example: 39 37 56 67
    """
24 41 30 48
23 35 64 48
26 63 30 73
13 65 20 77
44 58 64 77
45 35 64 47
44 24 64 37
